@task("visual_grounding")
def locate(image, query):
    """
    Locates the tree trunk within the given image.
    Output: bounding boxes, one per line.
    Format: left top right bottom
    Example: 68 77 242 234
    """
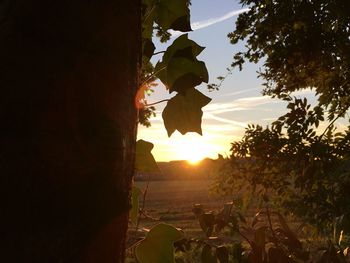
0 1 140 262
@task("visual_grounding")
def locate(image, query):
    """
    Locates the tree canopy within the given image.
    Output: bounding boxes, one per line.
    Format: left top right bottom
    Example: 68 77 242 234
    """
217 0 350 234
230 0 350 119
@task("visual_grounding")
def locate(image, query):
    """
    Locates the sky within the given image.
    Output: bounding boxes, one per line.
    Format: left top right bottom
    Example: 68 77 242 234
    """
137 0 316 162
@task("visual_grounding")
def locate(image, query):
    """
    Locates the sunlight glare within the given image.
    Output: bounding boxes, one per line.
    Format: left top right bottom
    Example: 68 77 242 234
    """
173 137 216 165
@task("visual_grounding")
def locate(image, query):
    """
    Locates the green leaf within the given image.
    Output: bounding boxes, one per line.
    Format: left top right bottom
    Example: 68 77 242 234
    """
162 89 211 137
166 58 208 94
160 34 205 62
135 140 160 173
130 186 142 225
135 223 184 263
201 244 217 263
156 34 208 93
155 0 191 32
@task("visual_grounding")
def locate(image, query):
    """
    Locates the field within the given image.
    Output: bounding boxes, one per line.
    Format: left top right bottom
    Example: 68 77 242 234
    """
131 179 233 236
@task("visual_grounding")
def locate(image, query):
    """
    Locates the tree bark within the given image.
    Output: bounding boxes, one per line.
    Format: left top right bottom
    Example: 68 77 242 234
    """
0 1 140 262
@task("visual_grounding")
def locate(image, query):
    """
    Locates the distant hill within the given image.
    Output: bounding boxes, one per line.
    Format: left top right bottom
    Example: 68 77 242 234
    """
135 158 220 181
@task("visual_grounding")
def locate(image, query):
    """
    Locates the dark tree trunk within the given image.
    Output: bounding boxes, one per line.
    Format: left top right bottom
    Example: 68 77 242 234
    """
0 1 140 262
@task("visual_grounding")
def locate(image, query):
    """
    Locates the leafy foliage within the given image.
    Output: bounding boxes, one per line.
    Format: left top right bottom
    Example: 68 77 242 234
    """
229 0 350 118
139 0 210 135
215 97 350 234
155 34 208 94
222 0 350 238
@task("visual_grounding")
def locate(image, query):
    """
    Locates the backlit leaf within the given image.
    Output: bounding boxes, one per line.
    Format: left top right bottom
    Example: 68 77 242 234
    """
155 0 191 32
135 223 184 263
162 89 211 137
135 140 160 173
156 34 208 93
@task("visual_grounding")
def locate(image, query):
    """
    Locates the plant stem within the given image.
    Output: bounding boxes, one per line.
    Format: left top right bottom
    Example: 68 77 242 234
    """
144 99 170 107
153 51 165 55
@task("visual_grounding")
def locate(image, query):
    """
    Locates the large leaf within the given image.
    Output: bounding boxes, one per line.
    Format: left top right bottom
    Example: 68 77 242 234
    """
135 223 184 263
156 34 208 93
162 88 211 137
155 0 191 32
135 140 160 173
141 0 191 41
130 186 142 225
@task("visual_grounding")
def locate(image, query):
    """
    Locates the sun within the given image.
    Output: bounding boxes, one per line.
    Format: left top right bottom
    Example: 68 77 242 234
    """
173 138 214 165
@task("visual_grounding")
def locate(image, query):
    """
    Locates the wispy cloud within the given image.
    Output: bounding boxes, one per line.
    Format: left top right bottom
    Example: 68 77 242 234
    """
205 96 281 115
170 8 250 36
191 8 250 31
221 88 260 97
204 113 247 127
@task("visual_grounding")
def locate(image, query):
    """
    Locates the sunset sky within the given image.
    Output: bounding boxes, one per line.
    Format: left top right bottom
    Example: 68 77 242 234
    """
137 0 316 162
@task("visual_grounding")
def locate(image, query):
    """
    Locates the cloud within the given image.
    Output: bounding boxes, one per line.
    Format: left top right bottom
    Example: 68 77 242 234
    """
204 113 247 127
205 96 281 115
170 8 250 36
219 87 260 98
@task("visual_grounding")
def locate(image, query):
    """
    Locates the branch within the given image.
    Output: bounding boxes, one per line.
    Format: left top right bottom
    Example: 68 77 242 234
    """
153 51 165 56
142 5 156 23
144 99 170 107
140 66 166 88
319 105 350 141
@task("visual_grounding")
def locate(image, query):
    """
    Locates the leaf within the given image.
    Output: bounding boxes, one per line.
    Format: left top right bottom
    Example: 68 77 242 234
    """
162 89 211 137
155 0 191 32
135 140 160 173
135 223 184 263
192 204 204 216
201 244 217 263
199 212 215 237
167 58 208 94
143 38 156 59
130 186 142 225
156 34 208 93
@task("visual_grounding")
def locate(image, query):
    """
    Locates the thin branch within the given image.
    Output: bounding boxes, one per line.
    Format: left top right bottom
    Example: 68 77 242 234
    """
266 206 279 246
135 174 150 232
140 66 166 88
153 51 165 56
144 99 170 107
238 229 254 248
319 105 350 141
142 5 156 23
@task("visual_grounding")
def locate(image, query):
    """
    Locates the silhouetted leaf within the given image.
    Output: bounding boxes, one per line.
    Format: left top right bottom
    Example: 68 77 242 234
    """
155 0 191 32
135 223 184 263
156 34 208 93
199 212 215 237
143 39 156 59
162 89 211 136
135 140 160 173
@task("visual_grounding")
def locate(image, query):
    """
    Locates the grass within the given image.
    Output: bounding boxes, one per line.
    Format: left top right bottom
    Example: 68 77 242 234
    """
131 179 233 236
